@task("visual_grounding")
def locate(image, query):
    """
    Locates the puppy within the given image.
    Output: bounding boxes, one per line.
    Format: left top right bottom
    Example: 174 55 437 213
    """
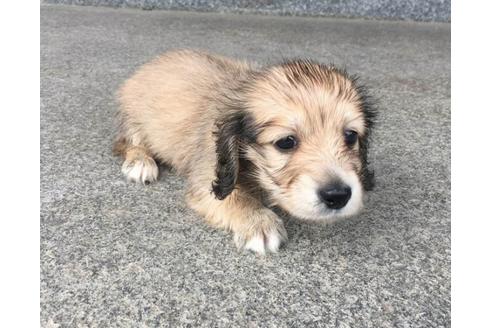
114 49 375 254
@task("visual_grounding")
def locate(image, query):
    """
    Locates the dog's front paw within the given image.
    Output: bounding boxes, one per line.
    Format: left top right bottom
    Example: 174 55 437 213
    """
234 209 288 255
122 154 158 184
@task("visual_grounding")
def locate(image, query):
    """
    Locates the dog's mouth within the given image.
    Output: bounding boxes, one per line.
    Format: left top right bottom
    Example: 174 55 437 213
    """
287 203 362 222
268 183 364 222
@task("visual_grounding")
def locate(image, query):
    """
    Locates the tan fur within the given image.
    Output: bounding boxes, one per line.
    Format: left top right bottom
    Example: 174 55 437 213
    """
115 49 372 254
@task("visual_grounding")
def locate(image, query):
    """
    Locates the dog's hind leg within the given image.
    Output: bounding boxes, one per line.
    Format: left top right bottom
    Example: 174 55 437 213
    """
113 132 159 185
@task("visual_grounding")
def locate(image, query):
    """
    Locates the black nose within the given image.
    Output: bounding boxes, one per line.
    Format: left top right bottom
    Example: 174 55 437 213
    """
318 184 352 209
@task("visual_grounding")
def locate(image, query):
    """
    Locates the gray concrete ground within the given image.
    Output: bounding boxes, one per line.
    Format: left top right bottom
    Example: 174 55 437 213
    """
41 5 450 327
43 0 451 22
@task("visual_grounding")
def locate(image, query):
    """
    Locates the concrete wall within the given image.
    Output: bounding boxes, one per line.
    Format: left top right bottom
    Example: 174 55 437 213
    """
43 0 450 22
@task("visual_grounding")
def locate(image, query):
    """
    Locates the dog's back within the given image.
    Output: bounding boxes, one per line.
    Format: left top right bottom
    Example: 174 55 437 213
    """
115 49 251 175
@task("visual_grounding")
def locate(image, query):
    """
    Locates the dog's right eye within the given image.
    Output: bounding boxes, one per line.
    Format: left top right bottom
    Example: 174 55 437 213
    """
344 130 358 147
275 136 297 151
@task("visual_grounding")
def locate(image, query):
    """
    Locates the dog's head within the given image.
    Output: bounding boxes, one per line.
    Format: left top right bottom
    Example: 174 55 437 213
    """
212 60 375 222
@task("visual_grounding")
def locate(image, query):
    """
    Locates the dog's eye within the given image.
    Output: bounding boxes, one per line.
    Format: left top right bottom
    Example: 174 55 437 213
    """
275 136 297 151
344 130 358 146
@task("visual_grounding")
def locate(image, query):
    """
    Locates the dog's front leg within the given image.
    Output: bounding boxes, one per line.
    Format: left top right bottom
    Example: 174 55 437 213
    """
186 187 288 254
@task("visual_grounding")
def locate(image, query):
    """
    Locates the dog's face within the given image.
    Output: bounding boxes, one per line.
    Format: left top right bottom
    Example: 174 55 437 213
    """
212 60 375 222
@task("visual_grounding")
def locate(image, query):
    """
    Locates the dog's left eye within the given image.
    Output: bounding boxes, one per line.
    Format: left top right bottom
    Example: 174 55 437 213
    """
275 136 297 151
344 130 358 146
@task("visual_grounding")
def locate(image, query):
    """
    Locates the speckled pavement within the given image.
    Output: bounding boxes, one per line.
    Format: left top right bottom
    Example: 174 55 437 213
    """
41 5 450 327
43 0 450 22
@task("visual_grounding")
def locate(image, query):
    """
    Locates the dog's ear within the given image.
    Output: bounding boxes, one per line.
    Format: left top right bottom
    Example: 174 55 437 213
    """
359 110 376 191
350 75 377 191
360 101 377 191
359 136 375 191
211 111 252 200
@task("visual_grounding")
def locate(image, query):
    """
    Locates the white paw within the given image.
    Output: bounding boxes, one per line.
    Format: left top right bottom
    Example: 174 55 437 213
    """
122 156 158 184
234 211 288 255
243 230 285 255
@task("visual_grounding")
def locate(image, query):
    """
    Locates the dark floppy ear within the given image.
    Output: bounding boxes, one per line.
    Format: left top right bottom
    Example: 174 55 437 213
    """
211 111 250 200
359 136 375 191
352 75 377 191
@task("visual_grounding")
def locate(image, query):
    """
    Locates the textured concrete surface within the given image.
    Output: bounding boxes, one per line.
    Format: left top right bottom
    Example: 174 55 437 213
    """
40 5 450 327
43 0 451 22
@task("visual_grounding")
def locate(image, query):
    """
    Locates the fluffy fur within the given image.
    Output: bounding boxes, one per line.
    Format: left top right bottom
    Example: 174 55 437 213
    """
114 49 375 254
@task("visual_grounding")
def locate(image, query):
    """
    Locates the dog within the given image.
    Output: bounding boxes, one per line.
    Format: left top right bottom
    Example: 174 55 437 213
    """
114 49 375 254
